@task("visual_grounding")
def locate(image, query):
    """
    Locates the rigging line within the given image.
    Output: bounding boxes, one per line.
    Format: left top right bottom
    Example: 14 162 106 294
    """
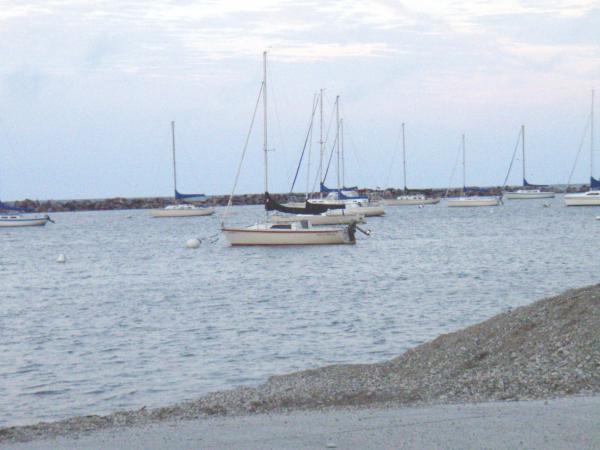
567 112 592 187
222 82 264 224
501 128 524 188
385 123 403 188
323 131 339 182
290 94 319 193
338 103 370 186
444 139 463 198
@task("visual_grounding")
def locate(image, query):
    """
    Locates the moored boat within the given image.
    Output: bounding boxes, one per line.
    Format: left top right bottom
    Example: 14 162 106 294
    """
0 214 53 227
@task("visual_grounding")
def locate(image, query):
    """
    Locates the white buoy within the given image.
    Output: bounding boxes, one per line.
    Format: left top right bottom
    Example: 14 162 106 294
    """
56 254 66 263
418 204 424 209
186 238 201 249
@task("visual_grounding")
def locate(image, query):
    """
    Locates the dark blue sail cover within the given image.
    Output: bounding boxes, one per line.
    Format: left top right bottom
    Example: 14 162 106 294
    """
319 183 368 200
523 178 549 188
0 201 32 212
174 190 207 202
591 177 600 189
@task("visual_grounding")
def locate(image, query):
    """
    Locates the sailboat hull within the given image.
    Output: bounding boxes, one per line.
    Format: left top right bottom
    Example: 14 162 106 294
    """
447 197 501 207
222 226 353 246
150 207 215 217
503 191 555 199
0 216 50 227
564 192 600 206
383 197 440 206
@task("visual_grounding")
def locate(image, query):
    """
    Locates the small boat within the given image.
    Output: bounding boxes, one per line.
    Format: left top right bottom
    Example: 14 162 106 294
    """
384 123 439 206
221 52 358 246
446 134 501 207
503 125 555 199
150 204 215 217
150 121 215 218
383 194 440 206
565 90 600 206
0 214 53 227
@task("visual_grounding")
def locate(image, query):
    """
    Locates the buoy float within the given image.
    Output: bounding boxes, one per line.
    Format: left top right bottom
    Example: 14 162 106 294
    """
186 238 201 249
56 254 66 263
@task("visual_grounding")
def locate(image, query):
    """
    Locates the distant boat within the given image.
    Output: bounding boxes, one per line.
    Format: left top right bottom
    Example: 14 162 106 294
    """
149 121 215 217
565 90 600 206
503 125 555 200
0 212 53 227
447 134 501 207
383 123 439 206
221 52 357 246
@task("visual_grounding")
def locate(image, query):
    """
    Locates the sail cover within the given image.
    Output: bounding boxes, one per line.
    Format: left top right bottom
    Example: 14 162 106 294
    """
265 192 345 214
591 177 600 189
523 178 549 188
0 201 32 212
320 183 368 200
175 190 207 201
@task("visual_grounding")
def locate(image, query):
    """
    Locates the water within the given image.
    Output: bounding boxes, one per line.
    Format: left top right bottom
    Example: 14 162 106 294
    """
1 197 599 427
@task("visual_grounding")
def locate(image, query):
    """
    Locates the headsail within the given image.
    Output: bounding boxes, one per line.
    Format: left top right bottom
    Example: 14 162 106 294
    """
265 192 344 214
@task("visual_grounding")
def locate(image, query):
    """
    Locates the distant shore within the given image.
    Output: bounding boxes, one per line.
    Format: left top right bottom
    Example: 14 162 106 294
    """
1 282 598 444
1 185 583 213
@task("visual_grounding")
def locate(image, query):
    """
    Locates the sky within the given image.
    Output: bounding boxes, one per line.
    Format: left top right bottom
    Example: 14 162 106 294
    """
0 0 599 200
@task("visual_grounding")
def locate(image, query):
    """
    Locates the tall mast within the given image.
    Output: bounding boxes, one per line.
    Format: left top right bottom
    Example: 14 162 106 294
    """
592 89 595 182
341 118 345 187
336 95 341 193
462 133 466 194
263 51 268 195
521 124 526 186
319 88 324 197
402 122 407 193
171 121 177 200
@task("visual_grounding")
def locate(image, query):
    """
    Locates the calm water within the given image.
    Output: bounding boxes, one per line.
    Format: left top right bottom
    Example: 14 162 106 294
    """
1 196 599 427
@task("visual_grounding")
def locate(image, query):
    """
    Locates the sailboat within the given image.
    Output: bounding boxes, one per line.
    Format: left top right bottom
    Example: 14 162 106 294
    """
307 96 385 217
149 121 215 217
565 90 600 206
383 123 439 206
503 125 555 199
221 52 357 246
446 134 501 207
0 207 53 227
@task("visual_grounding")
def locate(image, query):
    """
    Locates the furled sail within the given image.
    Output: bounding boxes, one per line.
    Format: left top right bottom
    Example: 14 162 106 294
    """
175 190 207 202
265 192 344 214
591 176 600 189
523 178 549 188
0 201 32 213
319 183 368 200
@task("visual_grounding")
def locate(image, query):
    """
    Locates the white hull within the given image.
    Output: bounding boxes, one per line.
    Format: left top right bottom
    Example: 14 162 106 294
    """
503 191 555 199
564 191 600 206
447 197 501 207
270 213 363 225
0 216 50 227
222 226 353 246
344 205 385 217
150 207 215 217
383 197 440 206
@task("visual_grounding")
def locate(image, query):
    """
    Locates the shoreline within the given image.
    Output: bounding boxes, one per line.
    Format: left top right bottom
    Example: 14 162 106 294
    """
2 185 580 213
1 283 598 444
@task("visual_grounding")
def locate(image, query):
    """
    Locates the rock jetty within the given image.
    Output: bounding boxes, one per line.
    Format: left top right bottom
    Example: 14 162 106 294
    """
1 283 598 443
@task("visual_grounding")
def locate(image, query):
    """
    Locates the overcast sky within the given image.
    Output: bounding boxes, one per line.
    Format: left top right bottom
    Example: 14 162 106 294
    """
0 0 599 200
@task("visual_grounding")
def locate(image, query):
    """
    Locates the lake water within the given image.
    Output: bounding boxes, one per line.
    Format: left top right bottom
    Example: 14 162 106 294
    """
1 196 599 427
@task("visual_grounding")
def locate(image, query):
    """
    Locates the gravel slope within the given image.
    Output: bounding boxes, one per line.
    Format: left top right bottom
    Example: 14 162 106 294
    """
2 283 599 443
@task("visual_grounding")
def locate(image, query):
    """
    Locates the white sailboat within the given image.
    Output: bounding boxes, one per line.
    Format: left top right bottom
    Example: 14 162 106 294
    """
503 125 555 199
447 134 501 207
383 123 440 206
565 90 600 206
0 213 53 227
222 52 357 246
150 121 215 217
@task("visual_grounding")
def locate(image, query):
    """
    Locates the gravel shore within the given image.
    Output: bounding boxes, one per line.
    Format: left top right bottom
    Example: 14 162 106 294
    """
2 283 599 444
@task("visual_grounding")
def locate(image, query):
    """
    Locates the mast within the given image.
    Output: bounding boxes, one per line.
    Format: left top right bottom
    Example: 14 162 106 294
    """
336 95 341 193
263 51 268 195
521 124 526 186
341 118 345 188
171 121 178 200
592 89 595 183
319 88 324 198
462 133 466 195
402 122 407 193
